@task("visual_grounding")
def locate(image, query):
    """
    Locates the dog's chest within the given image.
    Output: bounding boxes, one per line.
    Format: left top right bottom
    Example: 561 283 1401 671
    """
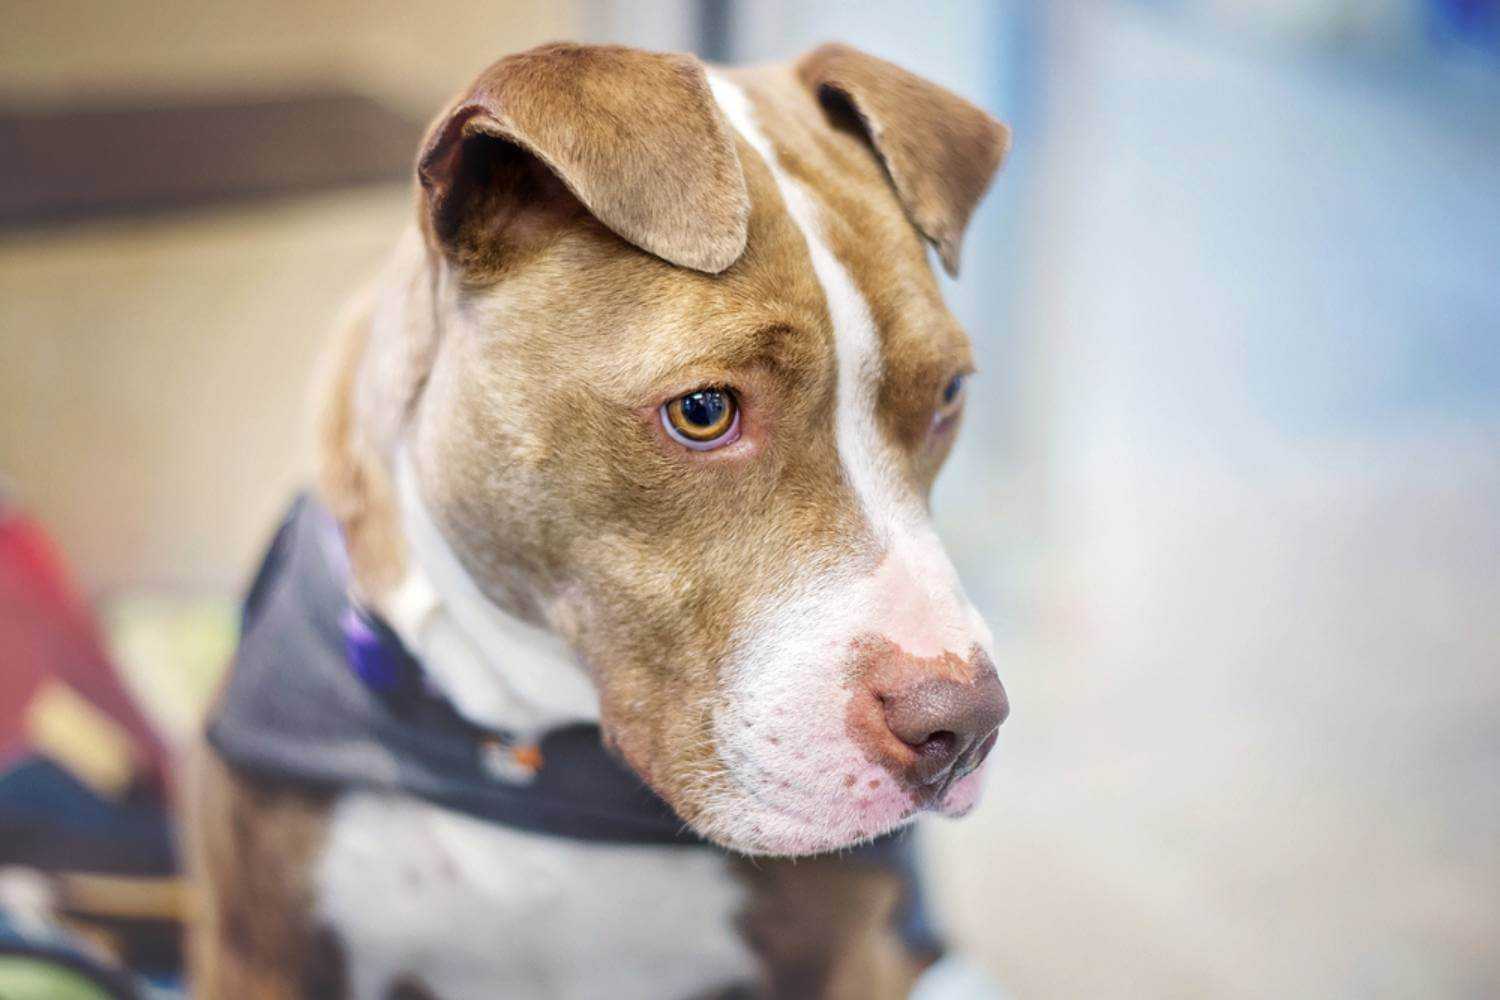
315 792 756 1000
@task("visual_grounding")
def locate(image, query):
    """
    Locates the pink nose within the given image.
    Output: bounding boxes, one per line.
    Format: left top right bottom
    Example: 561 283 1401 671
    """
880 672 1008 787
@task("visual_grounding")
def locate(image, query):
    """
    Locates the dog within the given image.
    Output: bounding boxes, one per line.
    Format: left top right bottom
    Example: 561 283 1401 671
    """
190 41 1011 1000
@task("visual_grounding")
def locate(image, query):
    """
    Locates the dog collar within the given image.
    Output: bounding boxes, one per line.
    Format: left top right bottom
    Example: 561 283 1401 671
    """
206 494 700 845
339 600 548 785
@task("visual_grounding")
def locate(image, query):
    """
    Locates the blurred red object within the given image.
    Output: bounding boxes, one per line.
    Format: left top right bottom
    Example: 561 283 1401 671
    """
0 504 171 794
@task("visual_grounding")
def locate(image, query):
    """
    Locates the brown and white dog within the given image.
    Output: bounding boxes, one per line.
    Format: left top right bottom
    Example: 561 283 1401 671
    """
191 41 1011 1000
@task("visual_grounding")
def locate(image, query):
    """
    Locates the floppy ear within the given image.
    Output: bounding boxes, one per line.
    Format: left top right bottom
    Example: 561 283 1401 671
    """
418 43 751 274
796 43 1010 277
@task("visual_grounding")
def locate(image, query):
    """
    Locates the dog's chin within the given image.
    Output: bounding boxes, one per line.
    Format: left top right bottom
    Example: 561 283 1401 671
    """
683 758 993 858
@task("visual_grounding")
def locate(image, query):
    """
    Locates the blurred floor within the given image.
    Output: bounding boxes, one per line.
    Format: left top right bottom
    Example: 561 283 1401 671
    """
933 434 1499 997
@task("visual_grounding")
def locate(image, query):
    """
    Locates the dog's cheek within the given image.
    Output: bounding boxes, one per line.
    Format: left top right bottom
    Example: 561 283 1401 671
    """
571 589 722 798
594 670 726 823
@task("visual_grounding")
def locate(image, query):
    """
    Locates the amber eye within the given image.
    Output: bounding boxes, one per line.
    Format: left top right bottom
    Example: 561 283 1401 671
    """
661 388 740 450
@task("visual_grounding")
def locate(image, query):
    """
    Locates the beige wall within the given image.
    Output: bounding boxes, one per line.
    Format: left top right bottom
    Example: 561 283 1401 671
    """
1 0 581 116
0 0 584 595
0 189 405 593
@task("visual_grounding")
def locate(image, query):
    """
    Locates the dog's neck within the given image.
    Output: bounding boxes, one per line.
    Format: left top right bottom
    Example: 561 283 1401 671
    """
376 448 600 739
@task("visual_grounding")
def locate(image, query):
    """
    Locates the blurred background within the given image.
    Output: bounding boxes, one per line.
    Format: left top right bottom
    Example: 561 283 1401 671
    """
2 0 1497 996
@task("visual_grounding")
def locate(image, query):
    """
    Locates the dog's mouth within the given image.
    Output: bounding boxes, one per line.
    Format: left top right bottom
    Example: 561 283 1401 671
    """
715 756 993 857
682 702 997 857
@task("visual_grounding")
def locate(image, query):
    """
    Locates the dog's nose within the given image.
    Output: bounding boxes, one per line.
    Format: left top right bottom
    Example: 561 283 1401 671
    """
880 672 1008 787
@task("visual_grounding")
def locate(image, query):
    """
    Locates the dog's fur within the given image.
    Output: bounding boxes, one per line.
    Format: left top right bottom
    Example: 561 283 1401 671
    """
192 42 1010 999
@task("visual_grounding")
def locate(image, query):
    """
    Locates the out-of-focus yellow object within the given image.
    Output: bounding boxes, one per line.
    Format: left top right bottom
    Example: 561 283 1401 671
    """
25 680 135 796
56 872 196 923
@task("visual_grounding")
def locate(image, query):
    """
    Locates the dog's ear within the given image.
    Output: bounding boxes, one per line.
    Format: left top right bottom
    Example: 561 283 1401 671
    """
796 43 1010 277
418 43 751 274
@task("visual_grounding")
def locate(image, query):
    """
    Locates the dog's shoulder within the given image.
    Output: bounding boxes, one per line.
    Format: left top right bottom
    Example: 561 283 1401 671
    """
186 742 346 998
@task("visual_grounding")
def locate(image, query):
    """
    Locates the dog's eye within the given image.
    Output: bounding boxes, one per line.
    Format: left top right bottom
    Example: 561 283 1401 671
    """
941 374 967 407
935 374 968 420
662 388 740 450
931 374 968 435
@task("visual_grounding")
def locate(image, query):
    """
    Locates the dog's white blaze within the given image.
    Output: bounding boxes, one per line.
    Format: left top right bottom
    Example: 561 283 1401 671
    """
709 75 917 542
700 75 999 854
709 76 987 656
385 448 600 735
317 793 753 1000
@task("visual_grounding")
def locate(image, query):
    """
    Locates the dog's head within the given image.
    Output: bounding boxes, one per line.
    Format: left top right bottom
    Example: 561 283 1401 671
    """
339 43 1010 856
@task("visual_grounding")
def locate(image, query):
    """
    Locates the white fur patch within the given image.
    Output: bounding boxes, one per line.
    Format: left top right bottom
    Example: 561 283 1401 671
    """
698 75 998 854
384 448 600 738
316 793 754 1000
709 74 914 541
